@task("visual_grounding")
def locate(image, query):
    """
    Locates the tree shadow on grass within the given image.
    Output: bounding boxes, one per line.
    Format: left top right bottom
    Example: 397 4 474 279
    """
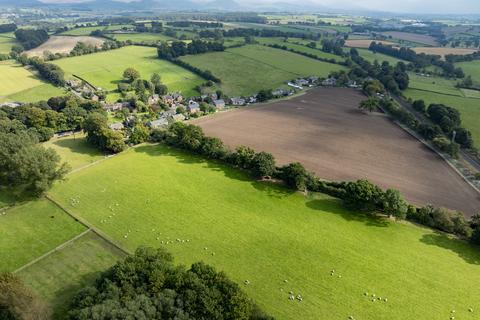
134 144 294 199
51 136 101 156
306 198 390 228
420 232 480 265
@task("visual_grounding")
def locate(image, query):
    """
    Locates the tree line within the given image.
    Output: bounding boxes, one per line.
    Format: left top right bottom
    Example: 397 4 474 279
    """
222 28 321 41
264 44 345 66
0 23 16 33
167 21 223 28
151 122 477 241
17 55 65 86
368 42 465 78
157 39 225 59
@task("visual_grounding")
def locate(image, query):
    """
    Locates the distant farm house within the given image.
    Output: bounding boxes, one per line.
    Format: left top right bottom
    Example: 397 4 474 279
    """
213 99 226 110
148 118 169 129
109 122 125 131
188 100 200 113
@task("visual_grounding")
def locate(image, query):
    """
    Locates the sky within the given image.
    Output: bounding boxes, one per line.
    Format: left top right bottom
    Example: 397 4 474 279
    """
38 0 480 14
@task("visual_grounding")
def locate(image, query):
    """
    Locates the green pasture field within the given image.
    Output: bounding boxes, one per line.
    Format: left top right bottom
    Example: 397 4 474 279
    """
47 143 480 320
357 48 405 65
256 37 345 62
407 73 462 96
43 134 105 171
111 32 173 43
19 231 125 318
457 60 480 83
0 61 65 103
180 45 346 96
61 24 134 36
52 46 204 97
405 88 480 147
0 199 86 272
0 32 17 53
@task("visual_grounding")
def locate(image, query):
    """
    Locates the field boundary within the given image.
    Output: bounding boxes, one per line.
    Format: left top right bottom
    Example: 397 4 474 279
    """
72 74 97 91
13 229 92 274
45 194 131 256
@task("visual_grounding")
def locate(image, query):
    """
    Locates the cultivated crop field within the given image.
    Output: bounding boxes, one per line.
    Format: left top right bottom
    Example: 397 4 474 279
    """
413 47 478 58
382 32 439 46
180 44 346 96
42 143 480 320
25 35 105 57
53 46 204 96
0 60 65 103
195 88 480 215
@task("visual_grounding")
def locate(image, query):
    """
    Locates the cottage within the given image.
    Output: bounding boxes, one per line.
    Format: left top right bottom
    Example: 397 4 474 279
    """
169 113 186 122
230 97 246 106
148 94 160 105
104 102 127 112
295 78 309 86
213 99 226 109
148 118 169 129
173 93 183 103
109 122 124 131
163 95 174 105
66 79 82 88
188 100 200 113
287 82 303 90
322 78 337 86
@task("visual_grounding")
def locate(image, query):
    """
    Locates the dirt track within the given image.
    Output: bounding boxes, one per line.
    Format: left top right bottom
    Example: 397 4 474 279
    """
194 88 480 216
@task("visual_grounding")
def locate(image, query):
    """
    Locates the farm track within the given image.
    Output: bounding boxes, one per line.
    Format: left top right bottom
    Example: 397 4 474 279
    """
195 87 480 215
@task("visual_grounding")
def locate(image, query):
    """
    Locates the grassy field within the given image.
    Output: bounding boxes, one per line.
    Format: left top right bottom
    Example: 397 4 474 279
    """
61 24 134 36
180 45 346 96
256 37 345 62
111 32 173 43
457 60 480 83
0 199 86 272
46 143 480 320
357 48 405 65
405 88 480 147
44 133 105 171
0 32 17 53
19 231 125 318
0 61 65 103
407 73 461 96
53 46 204 97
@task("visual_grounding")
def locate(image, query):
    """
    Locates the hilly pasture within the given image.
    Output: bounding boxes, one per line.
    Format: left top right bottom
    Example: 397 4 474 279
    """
180 44 346 96
53 46 204 96
42 143 480 320
356 48 405 65
0 32 17 54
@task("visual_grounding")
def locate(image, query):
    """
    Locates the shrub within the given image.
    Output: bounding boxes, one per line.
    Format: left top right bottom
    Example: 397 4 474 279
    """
343 179 384 212
251 152 276 178
280 162 309 191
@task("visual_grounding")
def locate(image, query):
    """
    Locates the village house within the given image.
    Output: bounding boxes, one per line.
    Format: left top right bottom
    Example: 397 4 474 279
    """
322 78 337 86
169 113 186 122
109 122 124 131
230 97 246 106
66 79 82 89
103 102 128 112
287 82 303 90
148 118 169 129
213 99 226 110
188 100 200 113
148 94 160 105
295 78 309 86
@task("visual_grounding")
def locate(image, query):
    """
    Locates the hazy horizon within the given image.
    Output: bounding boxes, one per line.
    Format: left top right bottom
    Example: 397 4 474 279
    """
38 0 480 15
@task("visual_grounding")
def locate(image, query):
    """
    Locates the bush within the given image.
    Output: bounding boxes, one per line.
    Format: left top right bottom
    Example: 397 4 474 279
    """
410 205 472 237
432 136 459 158
343 179 384 212
251 152 276 178
280 162 309 191
382 189 408 219
412 99 426 113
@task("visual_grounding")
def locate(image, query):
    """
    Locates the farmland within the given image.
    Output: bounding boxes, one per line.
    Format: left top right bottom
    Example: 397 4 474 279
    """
61 24 134 36
195 88 480 215
345 39 395 48
457 60 480 82
25 35 104 57
0 60 65 103
382 31 439 46
0 32 17 53
413 47 478 58
180 44 346 96
18 231 124 317
111 32 173 43
0 199 86 272
53 46 204 96
356 48 405 65
34 142 480 320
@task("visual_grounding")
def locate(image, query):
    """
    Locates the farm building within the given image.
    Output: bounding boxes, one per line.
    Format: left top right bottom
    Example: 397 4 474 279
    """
148 118 169 129
214 99 226 109
188 100 200 113
230 97 246 106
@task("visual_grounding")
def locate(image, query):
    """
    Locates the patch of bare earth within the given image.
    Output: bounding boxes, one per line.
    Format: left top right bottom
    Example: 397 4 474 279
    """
25 36 105 57
382 31 439 46
413 47 478 58
194 88 480 216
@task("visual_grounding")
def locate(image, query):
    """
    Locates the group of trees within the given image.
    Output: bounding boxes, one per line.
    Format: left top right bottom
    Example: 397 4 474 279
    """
68 247 272 320
222 28 321 41
0 23 17 33
368 42 464 78
83 113 126 154
157 40 224 60
266 43 343 65
350 49 409 94
14 29 49 50
167 21 223 28
321 38 346 56
0 118 69 195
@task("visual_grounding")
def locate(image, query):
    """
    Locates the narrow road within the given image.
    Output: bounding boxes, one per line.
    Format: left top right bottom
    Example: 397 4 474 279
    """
392 95 480 171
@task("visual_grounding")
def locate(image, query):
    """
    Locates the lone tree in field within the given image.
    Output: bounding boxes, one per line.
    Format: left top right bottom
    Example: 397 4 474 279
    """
123 67 140 83
359 97 380 113
0 273 50 320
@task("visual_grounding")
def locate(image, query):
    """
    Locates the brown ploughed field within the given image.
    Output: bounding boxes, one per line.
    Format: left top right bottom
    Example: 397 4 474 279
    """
194 88 480 216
